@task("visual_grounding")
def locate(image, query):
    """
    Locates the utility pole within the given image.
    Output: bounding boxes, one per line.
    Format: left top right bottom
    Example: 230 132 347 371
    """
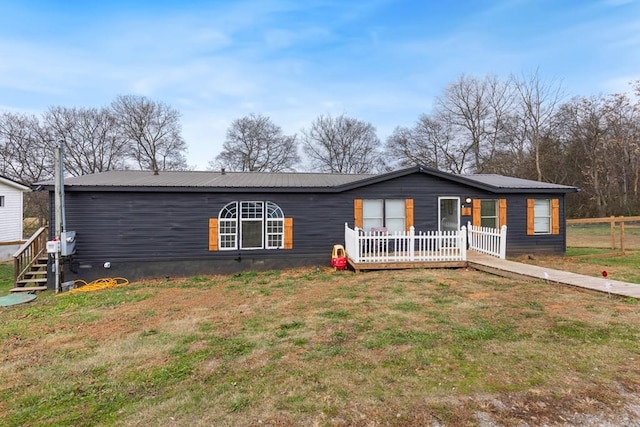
53 144 64 293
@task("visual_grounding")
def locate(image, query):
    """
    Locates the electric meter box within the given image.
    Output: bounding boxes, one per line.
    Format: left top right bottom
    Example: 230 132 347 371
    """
46 240 60 254
60 231 77 256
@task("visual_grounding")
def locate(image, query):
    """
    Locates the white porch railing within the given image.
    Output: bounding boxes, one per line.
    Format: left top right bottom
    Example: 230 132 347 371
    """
344 223 467 263
467 222 507 259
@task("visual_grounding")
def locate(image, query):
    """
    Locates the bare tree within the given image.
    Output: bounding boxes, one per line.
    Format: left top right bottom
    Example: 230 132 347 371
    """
302 114 383 173
0 112 54 184
602 93 640 214
384 113 468 173
213 114 299 172
435 75 514 173
0 112 55 224
558 96 612 216
111 95 187 172
44 106 129 176
511 70 565 181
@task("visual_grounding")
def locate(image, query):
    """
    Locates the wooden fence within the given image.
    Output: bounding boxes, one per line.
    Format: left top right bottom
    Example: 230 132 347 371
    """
567 216 640 252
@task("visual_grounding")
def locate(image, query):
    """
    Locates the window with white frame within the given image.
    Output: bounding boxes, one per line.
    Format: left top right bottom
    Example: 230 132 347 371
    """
533 199 551 234
219 203 238 249
265 202 284 248
480 200 498 229
0 195 4 207
362 199 405 233
218 201 285 250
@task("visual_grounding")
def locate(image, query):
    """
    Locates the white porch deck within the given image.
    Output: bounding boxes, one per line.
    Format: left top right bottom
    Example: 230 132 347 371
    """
343 223 506 272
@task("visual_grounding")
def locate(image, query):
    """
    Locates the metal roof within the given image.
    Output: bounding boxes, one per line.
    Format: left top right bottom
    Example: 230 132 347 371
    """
37 166 579 194
462 174 578 191
59 170 375 188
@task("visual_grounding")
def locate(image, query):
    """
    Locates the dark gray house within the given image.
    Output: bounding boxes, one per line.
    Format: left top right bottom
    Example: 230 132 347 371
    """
41 165 578 285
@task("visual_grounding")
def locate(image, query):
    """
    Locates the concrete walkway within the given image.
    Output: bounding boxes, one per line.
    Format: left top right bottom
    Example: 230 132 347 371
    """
467 252 640 299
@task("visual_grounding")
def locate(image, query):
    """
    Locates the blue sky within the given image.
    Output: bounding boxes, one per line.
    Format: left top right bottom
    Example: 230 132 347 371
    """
1 0 639 170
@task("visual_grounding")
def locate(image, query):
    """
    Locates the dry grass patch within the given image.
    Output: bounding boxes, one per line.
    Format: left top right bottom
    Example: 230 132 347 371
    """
1 266 640 426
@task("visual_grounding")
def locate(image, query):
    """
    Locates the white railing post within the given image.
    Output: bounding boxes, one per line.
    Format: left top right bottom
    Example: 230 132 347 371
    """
354 226 361 263
460 226 467 261
499 225 507 259
409 226 415 260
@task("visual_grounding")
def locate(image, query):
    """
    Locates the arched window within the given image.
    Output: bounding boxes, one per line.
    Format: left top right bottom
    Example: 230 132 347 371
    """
219 202 238 249
218 201 285 250
265 201 284 249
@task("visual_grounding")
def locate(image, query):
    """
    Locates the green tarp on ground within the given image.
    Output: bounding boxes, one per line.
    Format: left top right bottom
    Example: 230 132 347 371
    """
0 293 36 307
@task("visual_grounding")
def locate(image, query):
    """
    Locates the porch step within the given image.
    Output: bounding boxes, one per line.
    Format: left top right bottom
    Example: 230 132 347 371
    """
16 278 48 286
10 286 47 293
24 270 47 276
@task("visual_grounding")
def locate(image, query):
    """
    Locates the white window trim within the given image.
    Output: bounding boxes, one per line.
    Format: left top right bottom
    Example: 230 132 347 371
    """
219 202 238 250
384 199 406 234
218 201 285 250
265 201 284 249
240 201 264 250
480 199 498 229
534 199 552 235
362 199 406 233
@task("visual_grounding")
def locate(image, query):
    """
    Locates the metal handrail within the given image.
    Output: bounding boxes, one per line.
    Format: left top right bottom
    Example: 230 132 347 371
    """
13 226 48 286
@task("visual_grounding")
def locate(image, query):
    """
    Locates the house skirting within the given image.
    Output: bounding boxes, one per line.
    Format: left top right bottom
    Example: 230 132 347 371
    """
49 254 331 289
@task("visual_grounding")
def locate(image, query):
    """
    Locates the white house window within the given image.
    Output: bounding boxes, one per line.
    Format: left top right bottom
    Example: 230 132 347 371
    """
218 201 285 250
534 199 551 234
362 199 405 233
265 202 284 249
480 200 498 229
0 195 4 207
241 201 264 249
363 199 384 231
219 203 238 249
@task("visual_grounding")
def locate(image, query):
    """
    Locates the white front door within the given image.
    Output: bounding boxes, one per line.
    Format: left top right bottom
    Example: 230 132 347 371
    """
438 197 460 232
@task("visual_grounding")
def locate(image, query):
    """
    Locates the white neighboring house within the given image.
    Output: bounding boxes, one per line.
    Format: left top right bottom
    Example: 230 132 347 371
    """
0 176 30 261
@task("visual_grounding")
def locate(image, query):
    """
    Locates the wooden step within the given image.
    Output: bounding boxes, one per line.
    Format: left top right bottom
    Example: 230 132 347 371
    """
17 278 48 285
25 270 47 276
11 286 47 293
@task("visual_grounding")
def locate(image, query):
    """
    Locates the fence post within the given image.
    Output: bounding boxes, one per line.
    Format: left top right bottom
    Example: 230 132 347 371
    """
610 216 616 250
499 225 507 259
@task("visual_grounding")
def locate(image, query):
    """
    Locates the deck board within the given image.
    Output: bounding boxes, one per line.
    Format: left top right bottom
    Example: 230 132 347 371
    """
467 252 640 299
347 259 466 272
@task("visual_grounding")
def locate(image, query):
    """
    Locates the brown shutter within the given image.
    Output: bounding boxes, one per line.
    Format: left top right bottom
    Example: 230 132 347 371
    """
551 199 560 235
354 199 363 228
284 218 293 249
405 199 414 230
527 199 535 235
208 218 218 251
498 199 507 227
472 199 481 227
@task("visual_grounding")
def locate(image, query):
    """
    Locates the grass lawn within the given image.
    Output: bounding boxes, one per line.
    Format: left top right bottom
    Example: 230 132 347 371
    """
1 262 640 426
568 222 640 250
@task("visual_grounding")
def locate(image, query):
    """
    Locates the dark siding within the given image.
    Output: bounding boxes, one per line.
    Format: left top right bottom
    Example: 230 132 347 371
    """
459 192 567 255
56 171 568 282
